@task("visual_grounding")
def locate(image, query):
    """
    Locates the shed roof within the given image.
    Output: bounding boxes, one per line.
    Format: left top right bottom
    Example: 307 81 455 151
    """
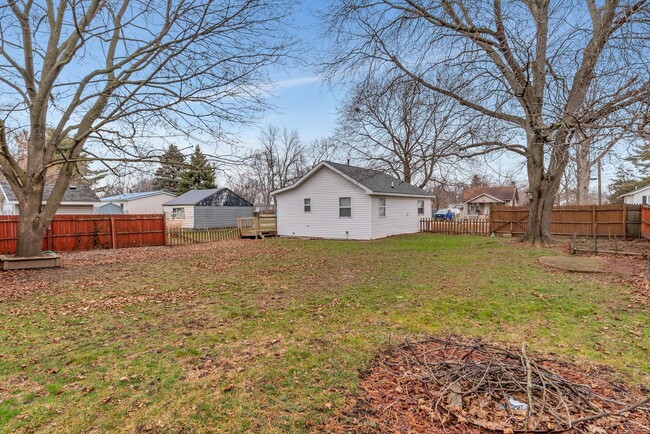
163 188 224 206
272 161 434 197
0 182 100 203
101 191 175 202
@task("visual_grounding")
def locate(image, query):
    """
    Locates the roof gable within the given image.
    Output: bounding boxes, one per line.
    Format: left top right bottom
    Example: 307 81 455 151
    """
0 182 100 203
163 188 253 206
620 183 650 197
461 185 516 203
271 162 434 197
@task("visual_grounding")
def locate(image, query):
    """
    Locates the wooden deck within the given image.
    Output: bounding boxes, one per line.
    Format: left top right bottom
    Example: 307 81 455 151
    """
237 214 277 238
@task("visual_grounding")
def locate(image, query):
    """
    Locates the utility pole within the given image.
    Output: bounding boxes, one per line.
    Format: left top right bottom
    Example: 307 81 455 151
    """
597 160 602 205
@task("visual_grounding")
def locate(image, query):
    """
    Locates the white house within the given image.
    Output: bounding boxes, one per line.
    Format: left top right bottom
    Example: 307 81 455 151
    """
163 188 254 228
271 161 434 240
619 184 650 204
0 182 100 215
100 191 176 214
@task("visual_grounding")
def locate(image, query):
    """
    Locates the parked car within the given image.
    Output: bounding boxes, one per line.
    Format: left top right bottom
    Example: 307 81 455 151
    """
434 209 455 221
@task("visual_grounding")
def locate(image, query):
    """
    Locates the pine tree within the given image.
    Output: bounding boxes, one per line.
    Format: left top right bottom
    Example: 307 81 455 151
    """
153 144 186 194
178 145 216 193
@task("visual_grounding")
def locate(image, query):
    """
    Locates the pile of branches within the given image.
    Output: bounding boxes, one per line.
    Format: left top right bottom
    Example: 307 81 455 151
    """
327 337 650 433
396 337 650 433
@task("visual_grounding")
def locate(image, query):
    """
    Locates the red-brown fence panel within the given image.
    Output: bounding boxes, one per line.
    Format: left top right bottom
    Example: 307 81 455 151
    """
0 214 166 255
642 205 650 240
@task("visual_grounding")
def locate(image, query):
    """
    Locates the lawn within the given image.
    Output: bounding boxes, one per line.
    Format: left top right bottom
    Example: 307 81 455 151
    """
0 235 648 433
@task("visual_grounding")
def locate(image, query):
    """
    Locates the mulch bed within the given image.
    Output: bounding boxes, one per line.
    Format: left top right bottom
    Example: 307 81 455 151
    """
324 337 650 433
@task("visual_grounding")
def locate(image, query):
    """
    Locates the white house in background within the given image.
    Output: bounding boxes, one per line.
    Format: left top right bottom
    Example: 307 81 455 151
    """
619 184 650 204
163 188 254 228
100 191 176 214
271 161 434 240
0 182 100 215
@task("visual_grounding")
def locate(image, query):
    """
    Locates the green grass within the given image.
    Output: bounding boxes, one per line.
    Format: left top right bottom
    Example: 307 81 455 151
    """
0 235 648 433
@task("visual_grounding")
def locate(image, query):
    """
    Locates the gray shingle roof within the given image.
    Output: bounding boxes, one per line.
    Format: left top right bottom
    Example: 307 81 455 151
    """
163 188 225 206
1 182 100 203
324 162 434 197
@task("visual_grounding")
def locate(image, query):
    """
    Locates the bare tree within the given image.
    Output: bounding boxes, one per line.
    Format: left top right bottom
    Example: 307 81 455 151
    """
324 0 650 243
0 0 292 256
236 125 308 209
337 77 462 188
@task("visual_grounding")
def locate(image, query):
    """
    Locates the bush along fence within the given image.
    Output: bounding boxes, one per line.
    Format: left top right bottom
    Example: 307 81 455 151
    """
420 218 491 236
0 214 167 255
166 226 239 246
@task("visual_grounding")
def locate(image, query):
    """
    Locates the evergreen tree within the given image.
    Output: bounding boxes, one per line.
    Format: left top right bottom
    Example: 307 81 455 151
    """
626 143 650 175
178 145 216 193
153 144 186 193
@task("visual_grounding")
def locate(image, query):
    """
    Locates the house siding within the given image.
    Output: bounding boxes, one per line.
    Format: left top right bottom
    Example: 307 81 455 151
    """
370 196 431 239
193 206 253 228
276 166 372 240
119 194 175 214
163 205 194 228
56 204 95 215
623 187 650 204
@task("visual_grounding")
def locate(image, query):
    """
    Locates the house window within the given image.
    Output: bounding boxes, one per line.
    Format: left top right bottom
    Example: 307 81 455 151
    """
417 200 425 216
339 197 352 217
304 198 311 213
644 196 648 205
378 197 386 217
172 207 185 219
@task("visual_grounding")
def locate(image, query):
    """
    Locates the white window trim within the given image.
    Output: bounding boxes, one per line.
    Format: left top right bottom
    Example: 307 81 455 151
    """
378 197 386 218
339 197 352 218
304 198 311 213
417 200 425 216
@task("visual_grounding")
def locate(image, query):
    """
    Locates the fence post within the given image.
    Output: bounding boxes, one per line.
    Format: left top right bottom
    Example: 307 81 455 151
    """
163 216 168 246
622 203 627 239
110 215 117 249
592 205 596 238
46 226 53 251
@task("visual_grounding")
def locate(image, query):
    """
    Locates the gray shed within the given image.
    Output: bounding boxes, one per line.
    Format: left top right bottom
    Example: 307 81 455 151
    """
162 188 253 228
94 202 124 215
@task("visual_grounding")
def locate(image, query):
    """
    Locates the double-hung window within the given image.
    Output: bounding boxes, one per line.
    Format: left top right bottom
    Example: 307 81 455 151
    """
339 197 352 217
378 197 386 217
304 198 311 213
417 200 425 216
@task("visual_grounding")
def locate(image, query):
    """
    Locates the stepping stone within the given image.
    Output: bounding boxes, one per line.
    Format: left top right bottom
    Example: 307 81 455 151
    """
539 256 606 273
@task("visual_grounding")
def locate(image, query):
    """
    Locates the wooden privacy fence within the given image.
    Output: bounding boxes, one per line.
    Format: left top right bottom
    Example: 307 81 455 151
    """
490 204 641 238
166 227 239 246
420 218 491 236
0 214 166 255
642 205 650 239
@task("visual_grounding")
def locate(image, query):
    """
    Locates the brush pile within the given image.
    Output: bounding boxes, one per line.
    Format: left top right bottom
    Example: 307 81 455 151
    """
327 337 650 433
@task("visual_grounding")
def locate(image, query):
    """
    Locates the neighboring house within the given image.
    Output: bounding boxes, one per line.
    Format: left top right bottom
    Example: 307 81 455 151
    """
271 161 434 240
0 182 100 215
619 184 650 205
94 203 124 215
460 184 520 219
162 188 253 228
100 191 176 214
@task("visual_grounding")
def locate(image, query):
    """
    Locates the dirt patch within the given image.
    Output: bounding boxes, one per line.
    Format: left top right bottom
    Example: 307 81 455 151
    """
324 337 650 433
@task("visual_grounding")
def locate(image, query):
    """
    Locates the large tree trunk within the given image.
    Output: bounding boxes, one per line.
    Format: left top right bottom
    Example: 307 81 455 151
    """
522 136 563 245
16 190 51 257
575 140 591 205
